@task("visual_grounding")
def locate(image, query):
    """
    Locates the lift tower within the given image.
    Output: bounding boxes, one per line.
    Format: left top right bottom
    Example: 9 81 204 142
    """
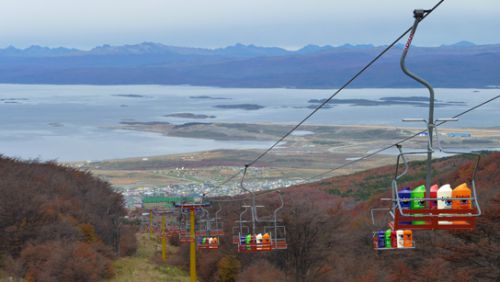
174 201 210 282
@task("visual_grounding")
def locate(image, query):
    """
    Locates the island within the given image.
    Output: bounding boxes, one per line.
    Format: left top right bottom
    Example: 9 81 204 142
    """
189 95 231 100
113 94 147 98
164 113 216 119
214 104 264 110
308 96 465 107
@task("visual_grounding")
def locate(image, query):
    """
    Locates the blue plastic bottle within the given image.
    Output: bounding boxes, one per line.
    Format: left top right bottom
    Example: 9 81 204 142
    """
377 231 386 248
240 235 246 249
398 187 412 225
399 187 411 208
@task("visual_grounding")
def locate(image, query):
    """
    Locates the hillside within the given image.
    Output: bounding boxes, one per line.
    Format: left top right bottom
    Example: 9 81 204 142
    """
1 152 498 281
1 42 499 88
179 152 499 281
0 157 137 281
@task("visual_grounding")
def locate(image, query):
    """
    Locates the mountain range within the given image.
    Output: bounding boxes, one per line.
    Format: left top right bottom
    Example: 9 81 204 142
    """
0 41 499 88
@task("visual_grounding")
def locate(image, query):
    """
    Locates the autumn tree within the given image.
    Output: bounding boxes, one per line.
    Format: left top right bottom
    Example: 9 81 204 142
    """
278 195 346 282
236 259 285 282
215 255 241 282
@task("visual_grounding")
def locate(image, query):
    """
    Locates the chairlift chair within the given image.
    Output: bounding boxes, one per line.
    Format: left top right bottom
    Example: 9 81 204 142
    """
390 8 481 231
197 202 224 236
173 201 211 243
196 205 223 250
368 8 482 250
370 208 415 250
391 130 481 231
234 183 288 253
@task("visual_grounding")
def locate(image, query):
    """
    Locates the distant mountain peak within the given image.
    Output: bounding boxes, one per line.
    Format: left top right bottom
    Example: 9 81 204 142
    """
297 44 334 54
338 43 374 49
0 45 79 56
442 41 476 47
223 43 280 50
90 42 177 55
215 43 289 57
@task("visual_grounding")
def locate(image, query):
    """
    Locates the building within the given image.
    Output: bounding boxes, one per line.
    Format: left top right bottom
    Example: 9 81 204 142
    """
142 196 194 210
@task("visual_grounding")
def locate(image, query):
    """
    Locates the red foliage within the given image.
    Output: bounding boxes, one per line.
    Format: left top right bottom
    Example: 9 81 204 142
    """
19 241 114 282
0 157 130 279
237 259 285 282
119 225 138 257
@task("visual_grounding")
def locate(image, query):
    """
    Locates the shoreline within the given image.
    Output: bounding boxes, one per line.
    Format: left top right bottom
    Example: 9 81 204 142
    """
72 123 500 165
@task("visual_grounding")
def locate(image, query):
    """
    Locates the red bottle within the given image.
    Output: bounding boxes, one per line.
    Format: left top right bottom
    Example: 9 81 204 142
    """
372 234 378 249
429 184 439 209
391 230 397 248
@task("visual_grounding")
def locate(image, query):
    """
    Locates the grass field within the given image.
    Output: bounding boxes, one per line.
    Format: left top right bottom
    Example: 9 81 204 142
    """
110 234 189 282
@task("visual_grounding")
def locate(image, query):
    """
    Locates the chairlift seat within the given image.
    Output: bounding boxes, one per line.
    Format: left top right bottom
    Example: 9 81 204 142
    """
237 242 273 253
209 230 224 236
371 231 415 250
179 237 194 243
196 236 220 250
393 208 477 230
198 244 219 250
272 239 288 250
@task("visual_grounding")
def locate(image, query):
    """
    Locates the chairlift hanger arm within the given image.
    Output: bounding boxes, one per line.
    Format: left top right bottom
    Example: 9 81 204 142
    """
370 208 391 226
400 7 439 201
273 192 285 223
239 165 253 195
215 202 222 219
238 206 249 234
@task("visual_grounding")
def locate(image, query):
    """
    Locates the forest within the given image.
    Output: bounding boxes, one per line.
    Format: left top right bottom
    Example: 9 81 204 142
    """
0 157 137 281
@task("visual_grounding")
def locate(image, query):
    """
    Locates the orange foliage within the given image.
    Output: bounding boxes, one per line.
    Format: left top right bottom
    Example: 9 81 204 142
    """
0 156 128 280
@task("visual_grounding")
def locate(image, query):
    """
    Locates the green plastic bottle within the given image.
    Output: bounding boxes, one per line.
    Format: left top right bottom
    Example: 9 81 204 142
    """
384 229 392 248
245 234 252 250
410 185 426 225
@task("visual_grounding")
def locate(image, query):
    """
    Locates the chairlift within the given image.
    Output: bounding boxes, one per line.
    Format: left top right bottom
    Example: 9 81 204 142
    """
370 208 415 250
196 203 223 250
368 8 482 248
234 166 288 253
391 132 481 231
389 8 481 231
155 207 182 236
173 199 211 244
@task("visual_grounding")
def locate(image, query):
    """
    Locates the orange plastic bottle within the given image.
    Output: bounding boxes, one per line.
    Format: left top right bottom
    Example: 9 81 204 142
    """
452 183 472 209
452 183 472 225
403 230 413 248
262 233 271 251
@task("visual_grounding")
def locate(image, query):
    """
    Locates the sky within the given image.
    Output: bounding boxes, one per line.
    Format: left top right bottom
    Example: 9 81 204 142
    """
1 0 498 50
